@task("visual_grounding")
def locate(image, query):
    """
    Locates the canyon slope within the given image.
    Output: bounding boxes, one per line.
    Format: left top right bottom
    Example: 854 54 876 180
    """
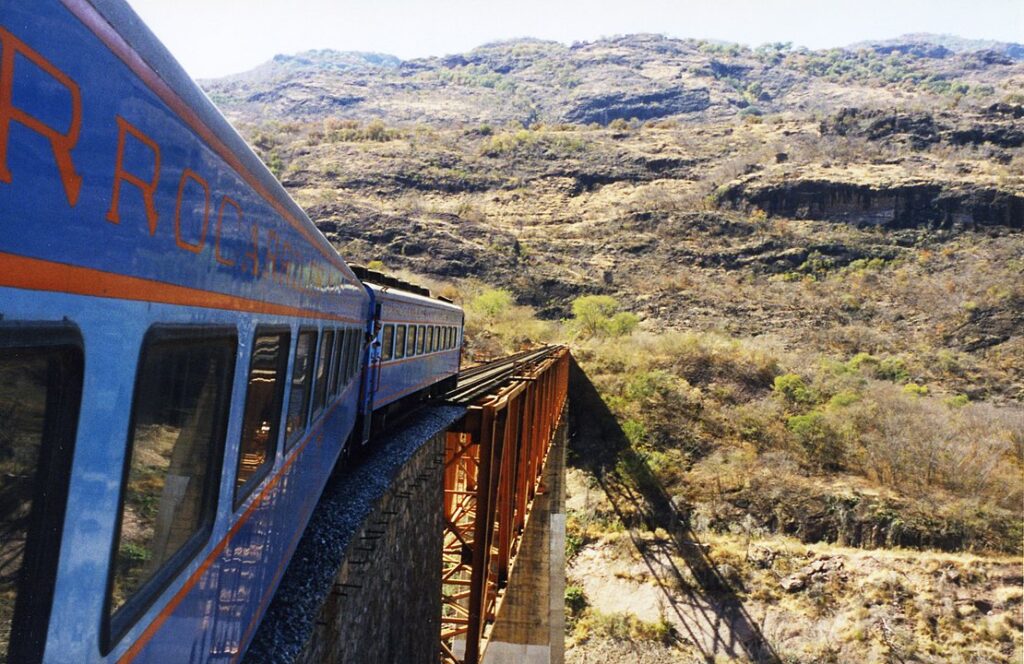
205 33 1024 663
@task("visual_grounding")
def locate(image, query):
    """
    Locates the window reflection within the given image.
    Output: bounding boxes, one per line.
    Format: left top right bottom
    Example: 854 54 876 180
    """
285 331 316 443
111 333 234 626
235 331 288 504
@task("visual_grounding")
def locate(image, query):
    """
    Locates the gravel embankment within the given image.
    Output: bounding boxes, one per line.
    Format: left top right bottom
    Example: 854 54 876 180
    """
244 405 466 663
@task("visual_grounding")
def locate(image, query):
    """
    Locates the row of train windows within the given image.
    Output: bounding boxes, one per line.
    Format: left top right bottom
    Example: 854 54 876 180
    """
379 323 459 362
0 322 365 659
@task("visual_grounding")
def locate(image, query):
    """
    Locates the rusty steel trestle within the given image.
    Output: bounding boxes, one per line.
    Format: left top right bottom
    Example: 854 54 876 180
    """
440 347 569 663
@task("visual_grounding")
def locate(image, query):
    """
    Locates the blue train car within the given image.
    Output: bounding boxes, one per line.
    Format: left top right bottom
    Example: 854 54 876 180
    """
0 1 376 661
364 282 463 428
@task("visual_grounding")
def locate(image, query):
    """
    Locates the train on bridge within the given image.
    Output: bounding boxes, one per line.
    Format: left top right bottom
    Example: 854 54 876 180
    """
0 1 463 661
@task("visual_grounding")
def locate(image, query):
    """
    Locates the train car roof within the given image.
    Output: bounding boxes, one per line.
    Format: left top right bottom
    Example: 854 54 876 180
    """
87 0 363 291
365 282 463 315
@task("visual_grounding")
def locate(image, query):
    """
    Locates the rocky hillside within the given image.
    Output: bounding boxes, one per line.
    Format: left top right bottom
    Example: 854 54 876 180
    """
205 33 1023 663
203 33 1024 127
205 32 1023 396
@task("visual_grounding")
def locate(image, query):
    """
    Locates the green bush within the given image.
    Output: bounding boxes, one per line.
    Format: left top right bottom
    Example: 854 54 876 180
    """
827 390 861 409
624 370 675 402
324 118 404 142
469 288 513 320
622 419 648 446
787 411 845 470
846 353 910 383
877 357 910 383
773 373 814 405
574 610 675 645
565 585 588 616
607 312 639 337
902 383 928 398
945 394 970 408
570 295 638 339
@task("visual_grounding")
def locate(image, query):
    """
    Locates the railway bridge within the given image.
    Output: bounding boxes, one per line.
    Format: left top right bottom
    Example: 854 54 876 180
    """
243 347 571 664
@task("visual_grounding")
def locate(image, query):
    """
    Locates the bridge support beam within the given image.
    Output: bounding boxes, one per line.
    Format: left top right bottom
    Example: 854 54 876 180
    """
481 413 566 664
441 348 569 664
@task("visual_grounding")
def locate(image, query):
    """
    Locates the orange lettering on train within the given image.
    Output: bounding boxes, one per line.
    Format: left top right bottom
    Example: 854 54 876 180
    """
214 196 241 267
0 27 83 206
173 168 211 253
106 116 161 232
280 241 293 289
244 222 260 277
265 230 280 282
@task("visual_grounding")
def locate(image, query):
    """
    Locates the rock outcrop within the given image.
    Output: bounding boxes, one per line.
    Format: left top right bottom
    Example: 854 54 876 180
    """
561 88 711 125
724 179 1024 230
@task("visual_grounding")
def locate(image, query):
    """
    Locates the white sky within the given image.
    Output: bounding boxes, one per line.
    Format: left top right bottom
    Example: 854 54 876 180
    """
126 0 1024 79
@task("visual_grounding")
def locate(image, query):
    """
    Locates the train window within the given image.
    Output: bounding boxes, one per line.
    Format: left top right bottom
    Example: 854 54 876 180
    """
234 328 289 507
352 329 363 379
416 325 425 355
381 325 394 362
340 329 352 384
285 330 316 445
328 331 342 398
427 327 434 354
394 325 406 360
336 330 346 390
108 328 236 645
445 327 452 349
407 325 417 357
351 329 360 379
312 330 334 418
0 327 83 664
433 326 441 352
343 329 354 382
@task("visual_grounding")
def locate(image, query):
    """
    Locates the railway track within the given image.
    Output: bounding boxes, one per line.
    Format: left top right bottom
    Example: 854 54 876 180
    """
443 346 561 404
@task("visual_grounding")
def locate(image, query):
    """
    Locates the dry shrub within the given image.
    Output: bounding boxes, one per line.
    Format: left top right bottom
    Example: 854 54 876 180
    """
841 384 1023 508
581 329 778 397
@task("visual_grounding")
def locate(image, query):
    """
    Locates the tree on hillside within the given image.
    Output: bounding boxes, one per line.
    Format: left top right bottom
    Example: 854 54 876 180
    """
570 295 638 339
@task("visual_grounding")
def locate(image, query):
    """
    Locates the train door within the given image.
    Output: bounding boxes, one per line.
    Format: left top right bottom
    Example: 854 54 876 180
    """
357 303 383 444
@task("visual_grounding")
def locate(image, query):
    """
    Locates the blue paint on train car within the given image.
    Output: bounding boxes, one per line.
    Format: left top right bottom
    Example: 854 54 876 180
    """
0 2 465 662
0 289 366 663
0 0 363 314
365 283 462 411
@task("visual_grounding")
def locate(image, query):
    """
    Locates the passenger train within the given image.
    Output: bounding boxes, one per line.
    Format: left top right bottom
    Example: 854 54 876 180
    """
0 1 462 661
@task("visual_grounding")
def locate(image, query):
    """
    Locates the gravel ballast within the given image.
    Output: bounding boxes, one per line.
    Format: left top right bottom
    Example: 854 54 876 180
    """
243 405 466 663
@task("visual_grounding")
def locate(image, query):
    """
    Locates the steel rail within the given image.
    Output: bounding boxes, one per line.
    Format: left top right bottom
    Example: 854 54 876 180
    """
443 346 558 405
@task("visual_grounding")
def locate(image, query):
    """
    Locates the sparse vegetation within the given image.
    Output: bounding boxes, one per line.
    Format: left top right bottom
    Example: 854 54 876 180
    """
213 32 1024 663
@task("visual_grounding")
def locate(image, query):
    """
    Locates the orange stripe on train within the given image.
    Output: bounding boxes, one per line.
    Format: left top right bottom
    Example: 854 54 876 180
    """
0 252 359 323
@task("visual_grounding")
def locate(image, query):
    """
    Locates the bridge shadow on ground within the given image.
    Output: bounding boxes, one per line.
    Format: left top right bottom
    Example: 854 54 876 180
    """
568 359 780 663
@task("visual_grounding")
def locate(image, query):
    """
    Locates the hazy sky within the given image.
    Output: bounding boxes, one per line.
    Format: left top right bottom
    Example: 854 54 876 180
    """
126 0 1024 79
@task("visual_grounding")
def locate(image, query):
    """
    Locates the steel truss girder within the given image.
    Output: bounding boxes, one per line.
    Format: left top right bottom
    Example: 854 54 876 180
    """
440 348 569 664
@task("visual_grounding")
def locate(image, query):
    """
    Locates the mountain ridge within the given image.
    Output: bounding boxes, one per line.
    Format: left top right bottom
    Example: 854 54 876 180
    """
202 33 1024 127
